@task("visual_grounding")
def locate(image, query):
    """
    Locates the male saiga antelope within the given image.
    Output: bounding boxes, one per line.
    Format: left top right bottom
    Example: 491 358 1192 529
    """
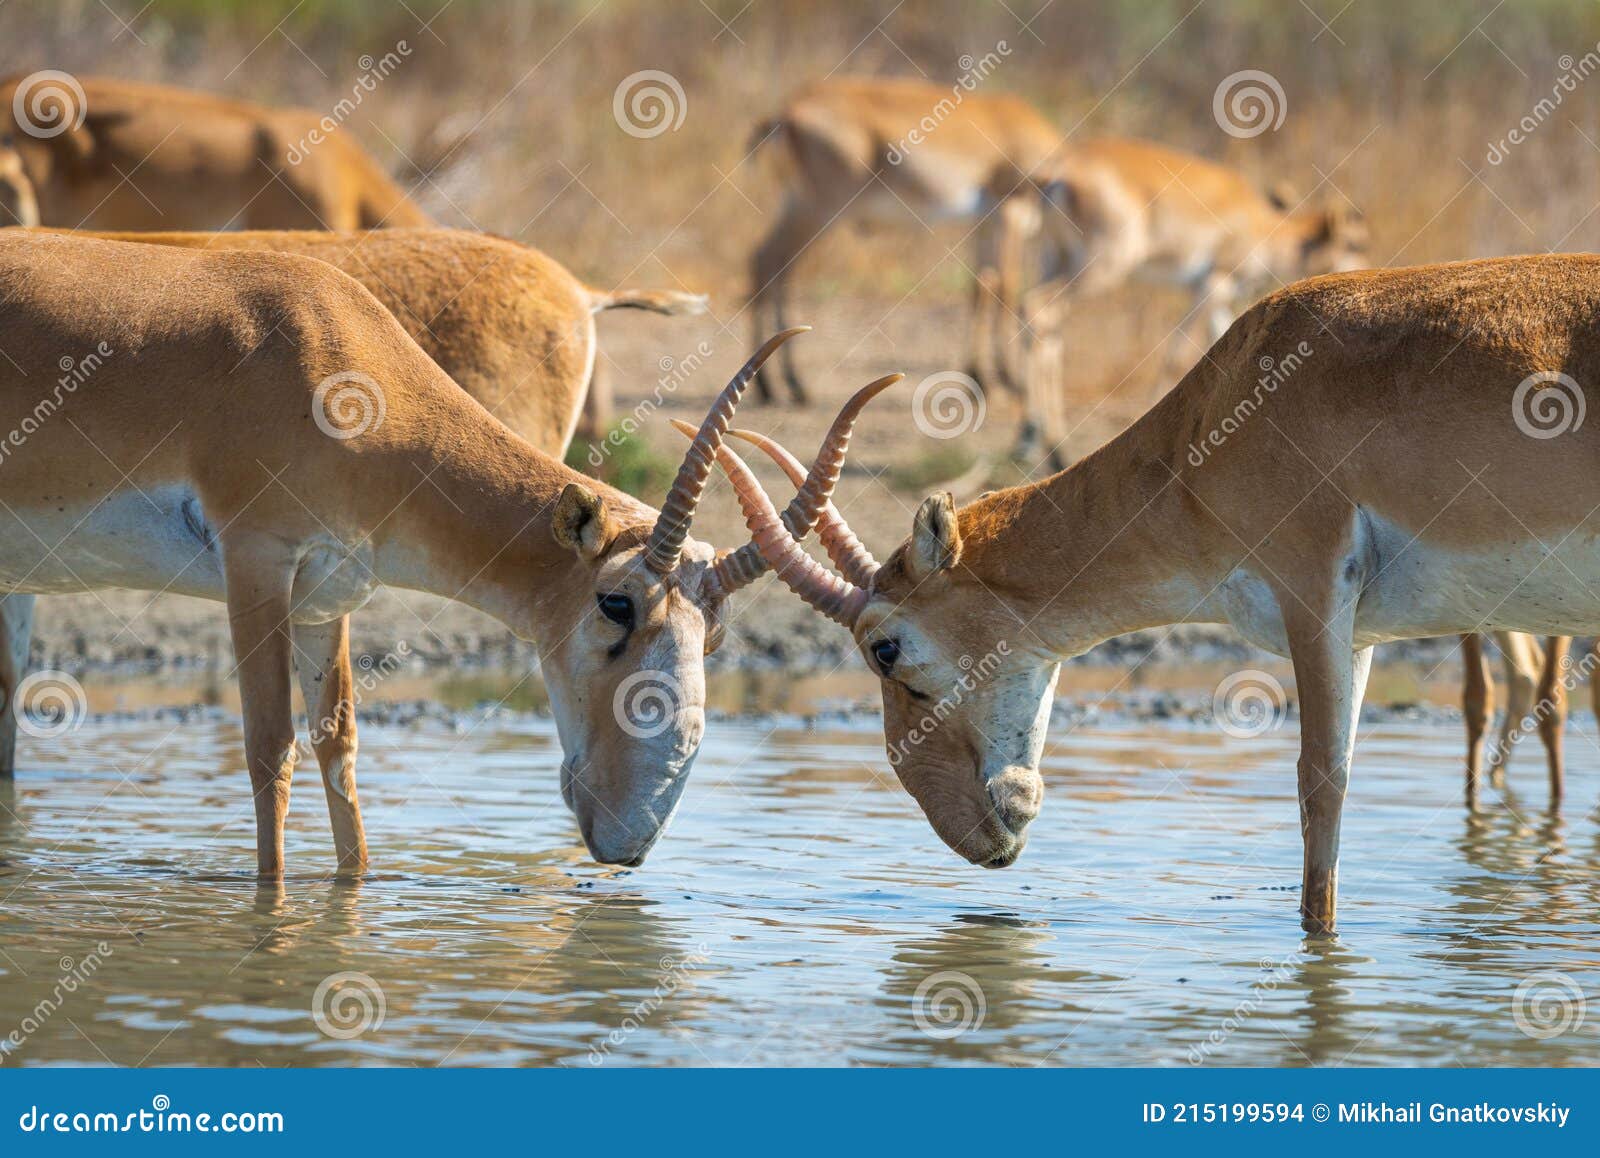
747 76 1058 404
1002 138 1368 468
0 73 431 231
721 254 1600 934
0 230 782 875
0 225 707 775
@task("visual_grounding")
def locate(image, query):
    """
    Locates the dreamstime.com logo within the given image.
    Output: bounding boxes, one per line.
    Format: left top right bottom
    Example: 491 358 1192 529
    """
1212 670 1287 739
912 970 986 1039
1212 69 1286 139
613 70 687 138
11 70 86 139
311 971 386 1040
911 371 985 439
12 670 87 739
612 669 686 739
313 371 387 440
1512 972 1586 1040
1512 371 1585 439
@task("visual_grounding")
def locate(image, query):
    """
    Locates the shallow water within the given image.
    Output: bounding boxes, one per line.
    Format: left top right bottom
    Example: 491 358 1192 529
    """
1 711 1598 1067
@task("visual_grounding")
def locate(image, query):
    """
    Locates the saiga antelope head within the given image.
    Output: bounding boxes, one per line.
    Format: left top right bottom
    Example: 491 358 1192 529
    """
679 384 1054 870
545 329 811 866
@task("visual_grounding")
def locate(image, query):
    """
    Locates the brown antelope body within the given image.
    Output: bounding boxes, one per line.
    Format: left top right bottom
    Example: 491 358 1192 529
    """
0 73 431 231
1006 138 1368 468
0 229 782 875
726 254 1600 934
748 76 1057 403
0 226 706 776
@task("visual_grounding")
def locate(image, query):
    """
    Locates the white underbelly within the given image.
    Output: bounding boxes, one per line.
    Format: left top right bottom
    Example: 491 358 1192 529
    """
1212 512 1600 654
1359 525 1600 641
0 486 225 598
0 485 377 621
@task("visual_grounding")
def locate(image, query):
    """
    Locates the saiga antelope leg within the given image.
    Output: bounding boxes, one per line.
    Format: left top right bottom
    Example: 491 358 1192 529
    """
1487 630 1542 784
0 594 35 777
1535 635 1570 807
293 615 368 873
981 195 1039 400
749 202 827 405
1460 633 1492 809
223 537 300 879
1282 585 1369 936
1018 285 1069 474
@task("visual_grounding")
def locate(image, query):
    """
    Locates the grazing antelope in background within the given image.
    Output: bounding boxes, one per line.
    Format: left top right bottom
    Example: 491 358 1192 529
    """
747 75 1058 404
1005 138 1369 468
0 73 432 231
721 254 1600 934
0 230 781 875
0 225 707 775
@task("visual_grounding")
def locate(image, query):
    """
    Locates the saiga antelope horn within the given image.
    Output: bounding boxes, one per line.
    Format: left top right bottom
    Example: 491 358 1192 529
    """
644 327 809 573
694 439 870 628
696 372 900 594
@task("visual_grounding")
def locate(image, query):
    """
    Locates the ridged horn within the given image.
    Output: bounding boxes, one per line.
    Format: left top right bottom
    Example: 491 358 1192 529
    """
643 327 809 573
699 440 870 627
713 373 899 594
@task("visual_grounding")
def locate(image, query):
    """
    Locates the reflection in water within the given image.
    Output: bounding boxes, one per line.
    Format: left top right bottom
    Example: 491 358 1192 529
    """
1 716 1599 1066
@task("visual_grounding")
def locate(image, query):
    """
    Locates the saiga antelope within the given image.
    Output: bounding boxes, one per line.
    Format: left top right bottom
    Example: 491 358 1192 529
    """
0 226 707 776
747 76 1057 404
1460 631 1597 807
0 230 788 875
1003 138 1368 469
722 254 1600 934
0 73 431 231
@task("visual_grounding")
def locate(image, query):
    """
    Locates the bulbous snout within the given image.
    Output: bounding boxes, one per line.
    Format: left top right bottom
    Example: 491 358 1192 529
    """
987 765 1043 834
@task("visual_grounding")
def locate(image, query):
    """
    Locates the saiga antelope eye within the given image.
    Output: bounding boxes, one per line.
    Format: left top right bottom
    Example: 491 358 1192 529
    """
871 639 900 674
597 593 635 628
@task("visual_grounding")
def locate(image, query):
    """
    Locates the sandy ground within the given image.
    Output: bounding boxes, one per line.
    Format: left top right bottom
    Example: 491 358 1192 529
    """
23 285 1472 678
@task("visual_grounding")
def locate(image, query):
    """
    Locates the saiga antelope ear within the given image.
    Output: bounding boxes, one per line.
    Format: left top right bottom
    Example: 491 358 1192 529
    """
552 483 614 560
907 492 961 581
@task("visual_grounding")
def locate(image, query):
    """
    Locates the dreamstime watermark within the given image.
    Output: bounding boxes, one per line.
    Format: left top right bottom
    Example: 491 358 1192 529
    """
612 669 687 739
1187 952 1302 1063
1186 340 1312 467
613 70 687 139
1487 45 1600 165
1213 70 1287 139
911 370 986 439
12 670 88 739
0 342 113 468
586 340 713 467
1511 971 1586 1040
886 643 1011 767
1 942 113 1058
1212 669 1287 739
1497 645 1600 754
301 641 411 753
311 971 386 1039
11 70 86 139
285 44 411 165
912 970 986 1039
313 370 387 440
886 43 1012 164
588 944 709 1064
1511 370 1584 439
